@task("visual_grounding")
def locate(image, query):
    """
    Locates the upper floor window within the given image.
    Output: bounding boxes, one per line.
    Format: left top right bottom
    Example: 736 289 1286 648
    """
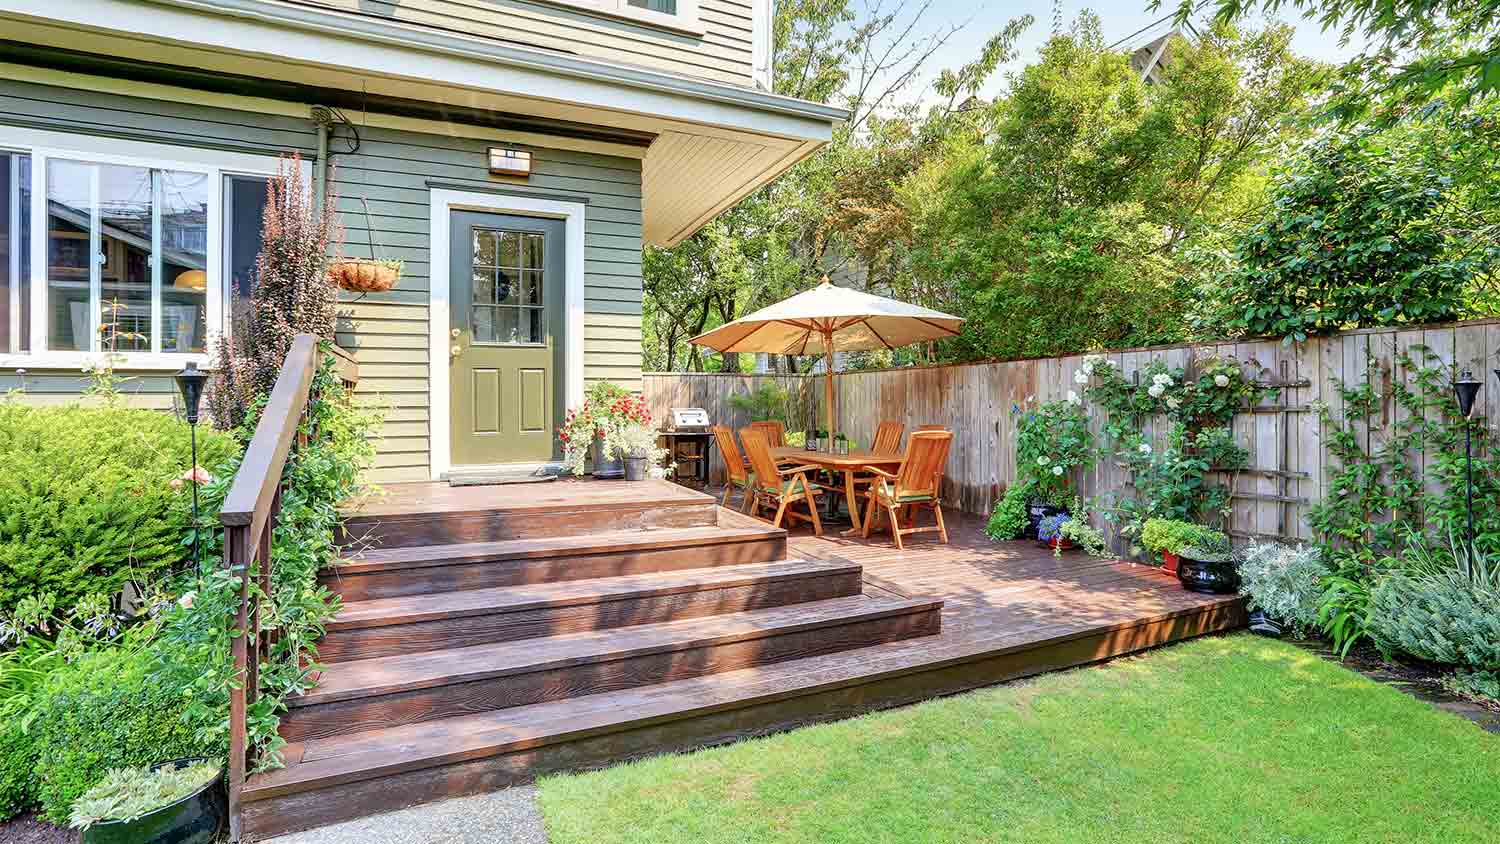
627 0 676 13
0 128 284 369
543 0 703 35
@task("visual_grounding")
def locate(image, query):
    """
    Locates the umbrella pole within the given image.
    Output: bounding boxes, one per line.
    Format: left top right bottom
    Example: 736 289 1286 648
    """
822 327 835 440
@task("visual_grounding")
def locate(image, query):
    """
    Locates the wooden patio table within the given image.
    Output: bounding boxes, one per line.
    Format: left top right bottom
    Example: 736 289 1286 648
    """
771 446 905 534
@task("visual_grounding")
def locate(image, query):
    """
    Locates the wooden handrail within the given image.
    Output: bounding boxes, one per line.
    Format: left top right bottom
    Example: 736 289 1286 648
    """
219 333 328 844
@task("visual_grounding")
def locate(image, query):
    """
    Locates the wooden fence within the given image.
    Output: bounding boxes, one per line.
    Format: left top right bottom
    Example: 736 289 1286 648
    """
643 318 1500 544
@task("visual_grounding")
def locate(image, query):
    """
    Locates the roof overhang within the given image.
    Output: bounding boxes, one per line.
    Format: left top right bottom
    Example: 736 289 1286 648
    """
0 0 847 245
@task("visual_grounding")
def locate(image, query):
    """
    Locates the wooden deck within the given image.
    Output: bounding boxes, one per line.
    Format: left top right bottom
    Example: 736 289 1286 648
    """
244 480 1243 839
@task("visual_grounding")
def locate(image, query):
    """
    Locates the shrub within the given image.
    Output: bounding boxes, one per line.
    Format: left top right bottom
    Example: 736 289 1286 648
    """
1369 570 1500 676
1237 543 1329 635
986 484 1030 540
0 404 237 616
1140 518 1213 556
0 720 36 820
29 646 222 824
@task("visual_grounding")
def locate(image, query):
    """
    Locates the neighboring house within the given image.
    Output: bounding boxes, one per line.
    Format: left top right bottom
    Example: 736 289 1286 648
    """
0 0 843 482
1113 15 1198 85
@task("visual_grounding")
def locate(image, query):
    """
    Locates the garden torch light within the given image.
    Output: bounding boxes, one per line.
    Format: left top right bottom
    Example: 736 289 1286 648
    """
1453 369 1482 576
175 362 209 573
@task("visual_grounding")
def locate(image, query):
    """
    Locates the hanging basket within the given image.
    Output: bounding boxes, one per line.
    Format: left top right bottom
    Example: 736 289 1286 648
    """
330 258 401 292
331 196 402 293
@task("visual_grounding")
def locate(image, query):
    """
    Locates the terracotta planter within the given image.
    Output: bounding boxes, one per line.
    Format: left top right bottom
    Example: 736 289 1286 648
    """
1040 537 1075 551
1161 550 1180 574
329 259 400 293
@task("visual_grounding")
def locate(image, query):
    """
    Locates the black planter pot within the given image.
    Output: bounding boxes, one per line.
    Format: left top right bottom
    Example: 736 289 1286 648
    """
82 758 224 844
1024 501 1067 540
1177 555 1240 594
1247 609 1285 637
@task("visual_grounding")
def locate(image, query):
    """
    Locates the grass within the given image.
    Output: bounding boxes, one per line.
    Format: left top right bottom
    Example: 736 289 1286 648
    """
537 634 1500 844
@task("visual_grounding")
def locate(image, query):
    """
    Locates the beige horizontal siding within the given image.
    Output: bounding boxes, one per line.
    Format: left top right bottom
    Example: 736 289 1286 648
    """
289 0 756 86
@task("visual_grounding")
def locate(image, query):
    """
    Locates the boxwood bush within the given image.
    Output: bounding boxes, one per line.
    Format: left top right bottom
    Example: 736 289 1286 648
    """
28 645 222 824
0 403 237 615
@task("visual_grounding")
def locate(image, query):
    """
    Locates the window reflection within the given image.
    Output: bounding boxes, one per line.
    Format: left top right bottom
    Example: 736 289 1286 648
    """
469 227 545 345
161 170 208 353
1 152 30 354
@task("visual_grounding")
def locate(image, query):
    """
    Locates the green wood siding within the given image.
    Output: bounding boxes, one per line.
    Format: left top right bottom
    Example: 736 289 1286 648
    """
0 78 645 483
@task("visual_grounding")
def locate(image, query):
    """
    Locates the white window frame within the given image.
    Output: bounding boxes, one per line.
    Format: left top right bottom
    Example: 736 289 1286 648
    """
535 0 705 37
0 127 289 371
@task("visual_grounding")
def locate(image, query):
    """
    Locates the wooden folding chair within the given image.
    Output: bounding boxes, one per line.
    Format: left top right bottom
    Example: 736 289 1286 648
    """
740 427 824 536
711 425 755 513
850 420 905 524
861 430 953 550
748 419 786 448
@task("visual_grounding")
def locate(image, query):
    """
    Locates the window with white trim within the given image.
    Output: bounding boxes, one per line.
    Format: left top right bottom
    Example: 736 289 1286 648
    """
0 131 282 369
541 0 702 34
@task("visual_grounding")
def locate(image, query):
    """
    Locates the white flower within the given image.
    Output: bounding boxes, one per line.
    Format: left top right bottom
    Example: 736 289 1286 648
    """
1214 374 1231 388
1052 465 1064 476
1147 383 1165 399
1036 455 1049 466
178 591 196 610
1165 397 1181 410
1138 443 1153 455
1152 373 1173 387
1066 390 1081 406
1074 370 1089 385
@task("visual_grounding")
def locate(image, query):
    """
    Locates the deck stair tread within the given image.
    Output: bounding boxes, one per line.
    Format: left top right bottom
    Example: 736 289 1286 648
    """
329 559 859 629
293 595 940 708
330 523 784 576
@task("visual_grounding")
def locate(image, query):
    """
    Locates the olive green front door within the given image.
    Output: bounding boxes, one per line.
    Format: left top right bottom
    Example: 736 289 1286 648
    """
449 210 565 466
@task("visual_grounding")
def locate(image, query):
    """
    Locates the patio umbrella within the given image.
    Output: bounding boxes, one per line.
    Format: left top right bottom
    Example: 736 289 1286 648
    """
688 278 964 437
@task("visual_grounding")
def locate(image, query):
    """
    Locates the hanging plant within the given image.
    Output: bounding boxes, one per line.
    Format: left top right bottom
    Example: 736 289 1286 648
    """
329 197 402 294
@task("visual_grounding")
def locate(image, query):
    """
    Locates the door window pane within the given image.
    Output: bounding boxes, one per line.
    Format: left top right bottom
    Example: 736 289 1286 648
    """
161 170 208 353
469 226 545 346
46 159 93 351
1 152 31 354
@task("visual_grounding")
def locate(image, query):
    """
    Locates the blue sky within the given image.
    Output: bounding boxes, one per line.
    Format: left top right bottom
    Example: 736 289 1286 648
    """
885 0 1371 104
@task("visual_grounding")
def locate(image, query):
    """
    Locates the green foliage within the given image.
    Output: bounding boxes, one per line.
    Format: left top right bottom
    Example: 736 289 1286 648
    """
0 403 237 618
29 646 220 824
1140 519 1217 557
1237 543 1331 635
0 719 36 820
1219 126 1490 343
1056 500 1109 558
1317 573 1376 658
1012 399 1093 506
1370 568 1500 673
726 383 810 430
69 761 219 829
985 484 1030 541
1105 424 1244 544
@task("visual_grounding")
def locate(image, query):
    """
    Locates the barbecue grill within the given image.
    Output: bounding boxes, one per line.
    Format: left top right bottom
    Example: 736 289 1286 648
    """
659 408 713 488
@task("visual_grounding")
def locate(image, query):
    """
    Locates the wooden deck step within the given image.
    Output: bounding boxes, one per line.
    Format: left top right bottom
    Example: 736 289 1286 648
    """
321 518 788 602
318 560 864 662
279 595 942 744
338 480 720 549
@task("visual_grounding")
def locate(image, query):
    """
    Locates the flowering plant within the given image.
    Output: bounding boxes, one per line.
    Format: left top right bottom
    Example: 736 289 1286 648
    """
1013 398 1094 507
559 382 652 475
604 421 672 478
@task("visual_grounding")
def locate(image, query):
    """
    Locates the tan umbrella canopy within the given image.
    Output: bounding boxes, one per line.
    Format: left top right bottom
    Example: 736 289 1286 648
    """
689 278 964 437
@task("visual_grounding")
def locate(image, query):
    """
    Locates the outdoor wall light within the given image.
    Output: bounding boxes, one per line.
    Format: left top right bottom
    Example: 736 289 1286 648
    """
175 361 210 573
488 147 532 178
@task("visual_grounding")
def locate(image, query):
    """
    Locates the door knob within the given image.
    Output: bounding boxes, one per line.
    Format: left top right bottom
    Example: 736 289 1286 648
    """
450 344 463 357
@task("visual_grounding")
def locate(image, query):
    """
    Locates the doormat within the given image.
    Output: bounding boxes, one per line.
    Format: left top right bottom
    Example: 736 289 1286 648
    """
448 468 558 487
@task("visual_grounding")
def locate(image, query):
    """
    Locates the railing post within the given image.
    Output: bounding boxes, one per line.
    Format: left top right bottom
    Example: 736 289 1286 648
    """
225 523 251 844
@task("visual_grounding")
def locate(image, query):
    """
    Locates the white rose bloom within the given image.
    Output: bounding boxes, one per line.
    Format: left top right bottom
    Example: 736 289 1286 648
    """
1074 370 1088 384
1052 465 1064 476
1148 384 1165 398
1215 374 1231 388
178 591 196 610
1037 455 1049 466
1066 390 1081 405
1138 443 1153 455
1166 397 1181 410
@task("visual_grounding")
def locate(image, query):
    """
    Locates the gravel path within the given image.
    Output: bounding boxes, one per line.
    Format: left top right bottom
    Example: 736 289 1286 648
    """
262 785 548 844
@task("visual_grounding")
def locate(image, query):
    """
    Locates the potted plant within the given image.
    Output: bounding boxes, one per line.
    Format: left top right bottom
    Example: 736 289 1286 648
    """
1177 536 1238 594
329 199 403 293
1012 398 1093 538
70 758 224 844
1140 517 1207 573
559 382 649 478
1037 513 1074 551
833 432 849 455
1054 499 1110 558
608 421 669 481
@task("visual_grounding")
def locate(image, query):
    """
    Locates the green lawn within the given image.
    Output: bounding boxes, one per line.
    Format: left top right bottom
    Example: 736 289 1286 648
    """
537 635 1500 844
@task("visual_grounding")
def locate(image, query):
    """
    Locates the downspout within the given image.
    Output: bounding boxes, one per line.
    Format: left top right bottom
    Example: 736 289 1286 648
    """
311 106 335 213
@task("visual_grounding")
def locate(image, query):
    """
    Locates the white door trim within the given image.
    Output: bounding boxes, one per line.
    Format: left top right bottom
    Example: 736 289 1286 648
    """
428 188 585 481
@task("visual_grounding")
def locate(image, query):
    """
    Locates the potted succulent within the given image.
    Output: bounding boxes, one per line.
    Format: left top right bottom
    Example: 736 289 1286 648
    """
1177 532 1238 594
70 758 224 844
